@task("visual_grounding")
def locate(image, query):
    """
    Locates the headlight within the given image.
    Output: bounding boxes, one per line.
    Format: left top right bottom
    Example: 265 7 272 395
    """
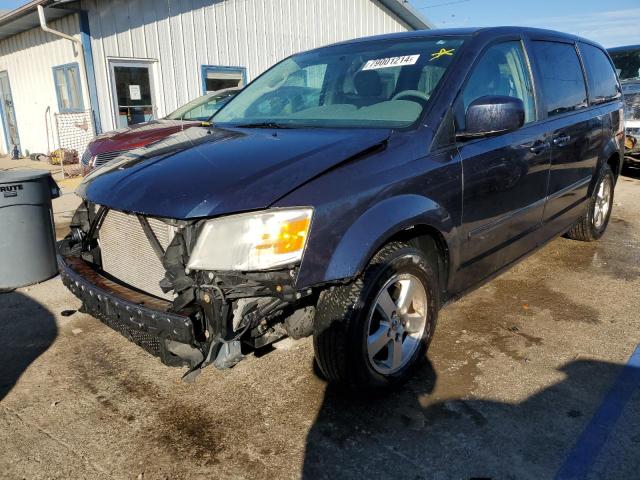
187 208 313 271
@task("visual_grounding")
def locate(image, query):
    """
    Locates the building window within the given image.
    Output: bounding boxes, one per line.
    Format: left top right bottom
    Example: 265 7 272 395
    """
201 65 247 94
53 63 84 112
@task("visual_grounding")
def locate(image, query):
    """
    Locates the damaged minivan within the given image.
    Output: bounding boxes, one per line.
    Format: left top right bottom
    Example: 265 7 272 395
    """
60 27 624 387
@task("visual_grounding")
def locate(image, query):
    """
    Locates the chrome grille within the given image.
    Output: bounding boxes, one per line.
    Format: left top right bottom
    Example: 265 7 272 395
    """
95 149 128 167
81 149 93 167
99 210 175 300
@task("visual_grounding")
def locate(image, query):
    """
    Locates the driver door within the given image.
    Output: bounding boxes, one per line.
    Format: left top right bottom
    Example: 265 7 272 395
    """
454 40 551 290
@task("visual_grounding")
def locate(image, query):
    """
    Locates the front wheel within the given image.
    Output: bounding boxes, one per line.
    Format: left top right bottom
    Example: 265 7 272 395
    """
565 164 615 242
312 242 438 389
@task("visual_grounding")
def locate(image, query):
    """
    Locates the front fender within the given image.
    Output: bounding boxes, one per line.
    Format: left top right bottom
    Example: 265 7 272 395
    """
297 194 454 288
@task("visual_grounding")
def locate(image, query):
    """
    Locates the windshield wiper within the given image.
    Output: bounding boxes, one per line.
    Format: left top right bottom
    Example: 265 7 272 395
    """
234 122 294 129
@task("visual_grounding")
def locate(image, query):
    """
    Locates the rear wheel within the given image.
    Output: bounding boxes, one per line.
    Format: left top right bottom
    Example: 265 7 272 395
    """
565 164 614 242
312 241 438 388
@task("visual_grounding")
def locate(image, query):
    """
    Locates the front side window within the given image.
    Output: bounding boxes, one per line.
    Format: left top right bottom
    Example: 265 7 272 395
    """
532 41 588 117
579 43 619 103
608 47 640 82
53 63 84 112
214 37 466 129
460 40 536 126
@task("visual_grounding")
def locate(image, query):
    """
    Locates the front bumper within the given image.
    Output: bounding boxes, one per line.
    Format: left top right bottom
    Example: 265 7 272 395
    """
58 254 199 367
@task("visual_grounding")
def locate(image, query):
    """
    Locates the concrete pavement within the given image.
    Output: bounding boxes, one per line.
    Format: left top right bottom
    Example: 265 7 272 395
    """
0 168 639 479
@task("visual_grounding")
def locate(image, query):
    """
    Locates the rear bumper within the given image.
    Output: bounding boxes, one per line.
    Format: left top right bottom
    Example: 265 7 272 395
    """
58 254 199 367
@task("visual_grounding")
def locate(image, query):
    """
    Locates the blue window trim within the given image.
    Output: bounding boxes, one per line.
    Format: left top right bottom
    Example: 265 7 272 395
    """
200 65 247 94
80 10 102 133
0 70 20 154
0 94 9 153
52 62 85 113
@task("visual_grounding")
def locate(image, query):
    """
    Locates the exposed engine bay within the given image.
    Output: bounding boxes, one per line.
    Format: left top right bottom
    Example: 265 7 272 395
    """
59 201 317 382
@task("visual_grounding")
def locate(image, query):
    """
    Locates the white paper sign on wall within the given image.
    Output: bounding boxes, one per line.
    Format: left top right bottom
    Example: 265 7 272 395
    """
129 85 141 100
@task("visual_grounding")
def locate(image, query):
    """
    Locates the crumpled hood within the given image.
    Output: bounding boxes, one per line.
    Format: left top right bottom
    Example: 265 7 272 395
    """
78 126 391 219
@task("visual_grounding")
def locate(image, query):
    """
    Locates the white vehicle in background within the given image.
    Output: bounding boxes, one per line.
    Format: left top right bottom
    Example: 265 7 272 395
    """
609 44 640 163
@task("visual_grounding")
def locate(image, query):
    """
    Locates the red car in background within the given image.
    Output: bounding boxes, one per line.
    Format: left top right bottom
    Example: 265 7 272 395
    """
81 88 239 174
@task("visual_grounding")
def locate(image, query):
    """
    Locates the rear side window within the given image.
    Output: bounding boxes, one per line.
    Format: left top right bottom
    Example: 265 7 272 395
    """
460 41 536 126
579 43 619 103
532 41 587 117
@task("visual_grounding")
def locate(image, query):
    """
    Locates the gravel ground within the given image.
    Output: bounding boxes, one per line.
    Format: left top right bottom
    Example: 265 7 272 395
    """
1 168 639 480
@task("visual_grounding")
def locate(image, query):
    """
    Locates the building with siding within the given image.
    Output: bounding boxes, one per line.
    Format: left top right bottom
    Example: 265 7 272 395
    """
0 0 430 158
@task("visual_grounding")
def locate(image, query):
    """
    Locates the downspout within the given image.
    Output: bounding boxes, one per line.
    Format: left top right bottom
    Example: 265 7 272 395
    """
37 5 94 132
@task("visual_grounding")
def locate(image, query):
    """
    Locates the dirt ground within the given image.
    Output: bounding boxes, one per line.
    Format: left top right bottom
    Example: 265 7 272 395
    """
1 167 640 480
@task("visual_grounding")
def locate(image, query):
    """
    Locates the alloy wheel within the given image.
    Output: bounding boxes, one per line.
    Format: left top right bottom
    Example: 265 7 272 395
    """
593 175 612 229
366 273 428 375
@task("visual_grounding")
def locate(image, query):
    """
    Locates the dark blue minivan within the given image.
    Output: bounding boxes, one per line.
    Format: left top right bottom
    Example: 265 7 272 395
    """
59 27 624 387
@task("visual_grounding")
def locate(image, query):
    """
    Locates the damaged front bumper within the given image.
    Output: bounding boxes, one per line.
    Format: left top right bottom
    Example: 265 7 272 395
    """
59 202 319 381
58 253 202 368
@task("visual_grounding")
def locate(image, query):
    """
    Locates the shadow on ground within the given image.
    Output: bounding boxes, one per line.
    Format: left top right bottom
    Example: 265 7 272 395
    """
302 357 640 479
0 291 57 401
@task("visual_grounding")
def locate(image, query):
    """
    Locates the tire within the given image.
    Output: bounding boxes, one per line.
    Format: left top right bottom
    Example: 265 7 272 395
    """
565 164 615 242
312 241 439 389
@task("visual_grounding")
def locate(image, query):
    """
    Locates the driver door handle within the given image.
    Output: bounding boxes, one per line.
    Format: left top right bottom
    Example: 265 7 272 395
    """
553 135 571 147
529 140 550 155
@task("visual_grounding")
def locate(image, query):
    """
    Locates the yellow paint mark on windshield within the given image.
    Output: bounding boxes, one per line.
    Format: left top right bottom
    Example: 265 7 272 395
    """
430 48 455 61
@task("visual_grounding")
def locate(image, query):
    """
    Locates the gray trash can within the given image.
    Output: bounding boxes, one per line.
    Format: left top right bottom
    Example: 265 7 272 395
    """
0 170 61 289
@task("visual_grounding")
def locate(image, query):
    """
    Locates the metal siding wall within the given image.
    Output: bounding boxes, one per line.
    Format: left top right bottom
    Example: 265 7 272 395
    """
155 0 177 112
85 0 410 131
0 14 86 155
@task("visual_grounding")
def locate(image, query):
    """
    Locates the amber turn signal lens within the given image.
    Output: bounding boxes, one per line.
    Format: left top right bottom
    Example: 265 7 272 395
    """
257 217 311 254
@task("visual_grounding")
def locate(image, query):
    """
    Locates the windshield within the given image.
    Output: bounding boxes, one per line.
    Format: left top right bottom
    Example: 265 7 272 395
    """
214 37 465 129
609 48 640 81
166 90 238 121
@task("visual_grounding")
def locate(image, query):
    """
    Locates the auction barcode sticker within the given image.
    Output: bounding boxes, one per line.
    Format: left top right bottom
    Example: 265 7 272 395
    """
362 55 420 71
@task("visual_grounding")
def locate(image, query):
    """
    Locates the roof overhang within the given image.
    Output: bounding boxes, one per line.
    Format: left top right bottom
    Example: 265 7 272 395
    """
0 1 80 42
376 0 433 30
0 0 432 43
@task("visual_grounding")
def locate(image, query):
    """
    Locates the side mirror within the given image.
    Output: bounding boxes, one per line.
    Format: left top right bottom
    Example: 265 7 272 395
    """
457 95 525 140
